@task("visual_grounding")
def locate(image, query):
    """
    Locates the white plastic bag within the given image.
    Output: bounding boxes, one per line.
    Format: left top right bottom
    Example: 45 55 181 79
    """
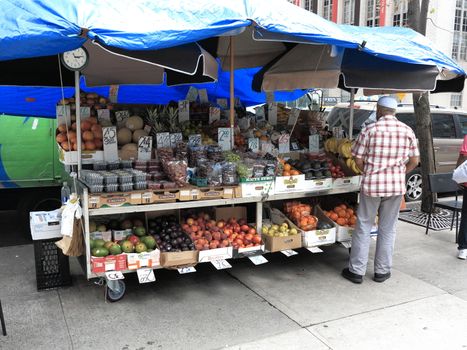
453 160 467 184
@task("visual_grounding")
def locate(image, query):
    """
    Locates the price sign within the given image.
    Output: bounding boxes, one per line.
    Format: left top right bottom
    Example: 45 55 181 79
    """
105 271 124 281
288 108 300 126
218 128 232 151
178 100 190 123
248 137 260 152
307 247 323 253
102 126 119 161
115 110 130 128
209 107 221 124
281 249 298 257
186 86 198 102
278 133 290 154
136 268 156 284
309 134 320 153
199 89 209 103
188 134 202 147
268 102 278 125
261 141 274 154
170 133 183 148
340 241 352 249
80 106 91 119
138 136 153 160
178 266 197 274
156 132 171 149
255 105 265 121
248 255 268 265
291 142 300 151
211 259 232 270
56 105 71 125
217 98 228 110
144 125 152 134
109 84 119 103
266 91 275 104
97 109 111 124
333 126 343 138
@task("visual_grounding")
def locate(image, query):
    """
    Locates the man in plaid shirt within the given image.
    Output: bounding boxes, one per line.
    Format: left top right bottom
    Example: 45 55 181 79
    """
342 96 420 284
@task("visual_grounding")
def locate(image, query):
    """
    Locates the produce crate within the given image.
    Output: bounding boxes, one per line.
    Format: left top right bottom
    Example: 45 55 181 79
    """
198 247 233 262
88 191 143 209
274 174 306 193
34 238 71 290
192 186 237 200
57 144 104 165
332 176 361 190
303 177 333 192
126 250 160 270
265 208 303 252
160 250 198 268
142 189 180 204
91 254 128 273
233 245 265 259
237 177 275 198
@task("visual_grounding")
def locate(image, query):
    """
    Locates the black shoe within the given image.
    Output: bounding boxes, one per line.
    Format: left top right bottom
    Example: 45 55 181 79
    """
374 272 391 283
341 268 363 284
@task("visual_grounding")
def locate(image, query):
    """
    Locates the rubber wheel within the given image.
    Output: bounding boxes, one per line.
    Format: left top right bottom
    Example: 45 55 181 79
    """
405 168 422 202
105 280 126 302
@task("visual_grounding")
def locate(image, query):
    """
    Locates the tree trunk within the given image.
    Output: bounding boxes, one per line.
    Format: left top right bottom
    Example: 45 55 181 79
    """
408 0 436 213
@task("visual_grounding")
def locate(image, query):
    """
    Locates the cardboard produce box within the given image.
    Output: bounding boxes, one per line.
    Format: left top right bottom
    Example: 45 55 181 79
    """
57 144 104 165
274 174 306 193
160 250 198 268
264 208 302 252
233 244 266 258
91 254 127 273
215 206 247 222
141 189 179 204
303 177 333 192
198 246 233 262
238 177 275 198
126 249 160 270
88 191 143 209
302 206 336 247
332 176 361 190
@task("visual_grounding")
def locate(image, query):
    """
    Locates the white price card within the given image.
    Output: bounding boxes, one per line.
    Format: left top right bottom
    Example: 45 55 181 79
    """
217 98 228 109
188 134 202 147
178 100 190 123
105 271 125 281
80 106 91 119
209 107 221 124
56 105 71 125
291 142 300 151
340 241 352 249
178 266 197 274
109 84 119 103
333 126 343 138
186 86 198 102
115 110 130 128
199 88 209 104
261 141 274 154
278 133 290 154
138 136 153 160
266 91 275 104
136 268 156 284
170 132 183 147
249 255 268 265
248 137 260 152
97 109 111 124
156 132 171 149
255 105 265 121
281 249 298 257
307 247 323 254
288 108 301 126
268 102 278 125
218 127 232 151
102 126 119 161
309 134 320 153
211 259 232 270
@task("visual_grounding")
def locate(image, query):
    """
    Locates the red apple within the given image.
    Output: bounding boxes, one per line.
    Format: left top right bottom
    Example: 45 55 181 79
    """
240 224 249 232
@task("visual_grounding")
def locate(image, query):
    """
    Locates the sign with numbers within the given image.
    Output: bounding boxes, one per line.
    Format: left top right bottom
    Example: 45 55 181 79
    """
177 266 196 274
249 255 268 265
218 127 232 151
80 106 91 120
102 126 119 161
278 133 290 154
178 100 190 122
105 271 124 281
188 134 202 147
268 102 278 125
136 268 156 284
138 136 152 160
309 134 320 153
281 249 298 257
248 137 260 152
217 98 228 109
170 133 183 148
115 110 130 128
97 109 111 124
156 132 171 149
211 259 232 270
209 107 221 124
255 105 265 121
56 105 71 125
198 89 209 103
288 108 300 126
186 86 198 102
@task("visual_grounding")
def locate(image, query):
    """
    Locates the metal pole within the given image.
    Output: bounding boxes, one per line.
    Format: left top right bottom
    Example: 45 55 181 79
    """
75 70 82 175
229 36 235 149
349 88 355 139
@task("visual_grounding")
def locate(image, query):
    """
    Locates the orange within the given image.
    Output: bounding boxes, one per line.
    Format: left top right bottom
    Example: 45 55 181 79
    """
337 210 347 218
346 208 354 216
290 170 300 175
330 212 339 221
336 218 346 226
282 171 291 176
284 164 292 171
339 204 347 210
349 216 357 225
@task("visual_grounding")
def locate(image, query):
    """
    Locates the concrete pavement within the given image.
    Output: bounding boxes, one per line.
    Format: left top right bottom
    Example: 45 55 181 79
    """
1 220 466 350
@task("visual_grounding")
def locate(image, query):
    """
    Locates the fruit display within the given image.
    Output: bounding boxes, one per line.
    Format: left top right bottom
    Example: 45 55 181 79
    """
324 137 362 176
283 201 318 231
148 216 195 252
261 222 298 237
287 157 331 180
323 204 357 228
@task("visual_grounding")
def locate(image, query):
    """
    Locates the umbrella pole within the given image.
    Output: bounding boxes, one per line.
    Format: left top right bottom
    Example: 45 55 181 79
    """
229 36 235 149
75 71 82 176
349 88 355 139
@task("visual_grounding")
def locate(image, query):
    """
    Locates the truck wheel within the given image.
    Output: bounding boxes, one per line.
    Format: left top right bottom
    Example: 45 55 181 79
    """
405 169 422 202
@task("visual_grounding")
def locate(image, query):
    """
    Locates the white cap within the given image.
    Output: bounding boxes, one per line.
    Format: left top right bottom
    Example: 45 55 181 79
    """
377 96 397 109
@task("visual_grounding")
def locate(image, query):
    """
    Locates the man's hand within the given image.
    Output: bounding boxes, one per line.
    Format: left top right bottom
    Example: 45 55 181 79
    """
406 156 419 174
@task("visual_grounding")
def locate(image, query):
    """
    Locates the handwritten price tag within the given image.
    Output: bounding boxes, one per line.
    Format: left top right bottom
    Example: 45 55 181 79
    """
178 100 190 123
211 259 232 270
115 110 130 128
105 271 124 281
156 132 171 149
248 137 260 152
307 247 323 253
278 133 290 154
80 106 91 120
288 108 300 126
281 249 298 257
178 266 197 274
198 89 209 104
56 105 71 125
268 102 278 125
218 128 232 151
170 133 183 148
261 141 273 154
255 105 265 121
217 98 228 109
102 126 119 161
186 86 198 102
97 109 111 124
138 136 152 160
209 107 221 124
309 134 320 153
188 134 202 147
136 268 156 284
248 255 268 265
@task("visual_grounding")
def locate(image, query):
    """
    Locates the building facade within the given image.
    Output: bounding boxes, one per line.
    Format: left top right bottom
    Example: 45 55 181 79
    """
290 0 466 109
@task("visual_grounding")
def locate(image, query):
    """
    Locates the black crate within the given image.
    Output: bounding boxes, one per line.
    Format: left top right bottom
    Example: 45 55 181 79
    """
34 239 71 290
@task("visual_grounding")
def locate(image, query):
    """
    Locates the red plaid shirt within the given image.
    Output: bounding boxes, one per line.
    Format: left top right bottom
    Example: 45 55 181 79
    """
352 115 419 197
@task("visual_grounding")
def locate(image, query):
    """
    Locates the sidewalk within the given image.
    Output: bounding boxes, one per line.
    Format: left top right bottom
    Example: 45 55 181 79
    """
1 220 466 350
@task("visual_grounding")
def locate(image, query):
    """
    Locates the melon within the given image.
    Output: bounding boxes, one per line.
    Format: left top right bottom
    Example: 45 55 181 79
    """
125 115 144 131
117 127 132 146
119 143 138 160
132 129 149 143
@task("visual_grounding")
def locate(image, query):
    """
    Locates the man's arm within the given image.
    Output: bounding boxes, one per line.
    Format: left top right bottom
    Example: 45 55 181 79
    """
406 156 419 174
355 157 364 173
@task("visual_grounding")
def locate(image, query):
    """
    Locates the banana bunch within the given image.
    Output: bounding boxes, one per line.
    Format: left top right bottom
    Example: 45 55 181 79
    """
338 139 353 158
346 158 362 175
324 137 338 153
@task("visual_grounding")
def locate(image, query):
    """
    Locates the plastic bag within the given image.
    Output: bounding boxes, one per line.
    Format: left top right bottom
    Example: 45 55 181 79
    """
453 160 467 184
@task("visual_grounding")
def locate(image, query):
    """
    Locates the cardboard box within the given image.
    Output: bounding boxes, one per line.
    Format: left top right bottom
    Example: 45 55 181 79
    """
88 191 143 209
198 246 233 262
29 210 62 240
141 189 179 204
301 206 336 247
215 206 247 222
160 250 198 267
126 249 160 270
57 144 104 165
91 254 127 273
332 176 361 190
90 230 112 242
274 174 306 193
303 177 333 192
194 187 236 200
111 229 132 242
233 244 266 258
336 225 354 242
264 208 302 252
238 177 275 198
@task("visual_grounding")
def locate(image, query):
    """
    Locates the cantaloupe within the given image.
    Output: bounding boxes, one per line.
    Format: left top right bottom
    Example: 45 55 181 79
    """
117 127 132 146
132 129 149 143
119 143 138 160
125 115 144 131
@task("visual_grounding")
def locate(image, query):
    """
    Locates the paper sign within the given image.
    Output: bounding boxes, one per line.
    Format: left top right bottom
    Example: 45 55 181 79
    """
80 106 91 120
109 85 119 103
255 106 265 121
170 133 183 148
281 249 298 257
266 91 275 104
217 98 228 109
211 259 232 270
268 102 278 125
261 141 274 154
333 126 343 138
278 133 290 154
340 241 352 249
248 255 268 265
136 268 156 283
178 266 197 274
138 136 152 160
156 132 171 149
188 134 202 147
248 137 260 152
307 247 323 253
291 142 300 151
178 100 190 122
288 108 300 126
199 89 208 104
115 110 130 128
218 128 232 151
105 271 124 281
56 105 71 125
186 86 198 102
309 134 320 153
102 126 119 161
209 107 221 124
97 109 111 124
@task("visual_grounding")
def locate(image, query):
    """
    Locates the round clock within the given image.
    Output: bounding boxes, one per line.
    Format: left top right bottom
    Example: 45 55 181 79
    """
61 47 89 71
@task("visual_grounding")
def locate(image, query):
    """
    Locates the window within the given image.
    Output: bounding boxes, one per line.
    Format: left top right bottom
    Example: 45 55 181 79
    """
457 115 467 136
396 113 417 136
451 92 463 107
432 114 456 138
393 0 408 27
304 0 313 12
343 0 355 25
366 0 380 27
323 0 333 21
453 1 467 60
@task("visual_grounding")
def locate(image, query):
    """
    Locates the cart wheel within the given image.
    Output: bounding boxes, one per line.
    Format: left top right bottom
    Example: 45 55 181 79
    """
105 280 126 302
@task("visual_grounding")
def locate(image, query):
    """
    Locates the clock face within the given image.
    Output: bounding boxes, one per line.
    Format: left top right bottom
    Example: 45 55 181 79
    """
61 47 89 71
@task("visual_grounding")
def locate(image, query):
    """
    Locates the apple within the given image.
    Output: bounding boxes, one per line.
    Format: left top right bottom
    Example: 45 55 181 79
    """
217 221 225 229
186 218 195 226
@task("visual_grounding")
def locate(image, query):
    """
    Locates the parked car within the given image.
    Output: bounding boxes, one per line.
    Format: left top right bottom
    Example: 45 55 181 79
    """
327 102 467 201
